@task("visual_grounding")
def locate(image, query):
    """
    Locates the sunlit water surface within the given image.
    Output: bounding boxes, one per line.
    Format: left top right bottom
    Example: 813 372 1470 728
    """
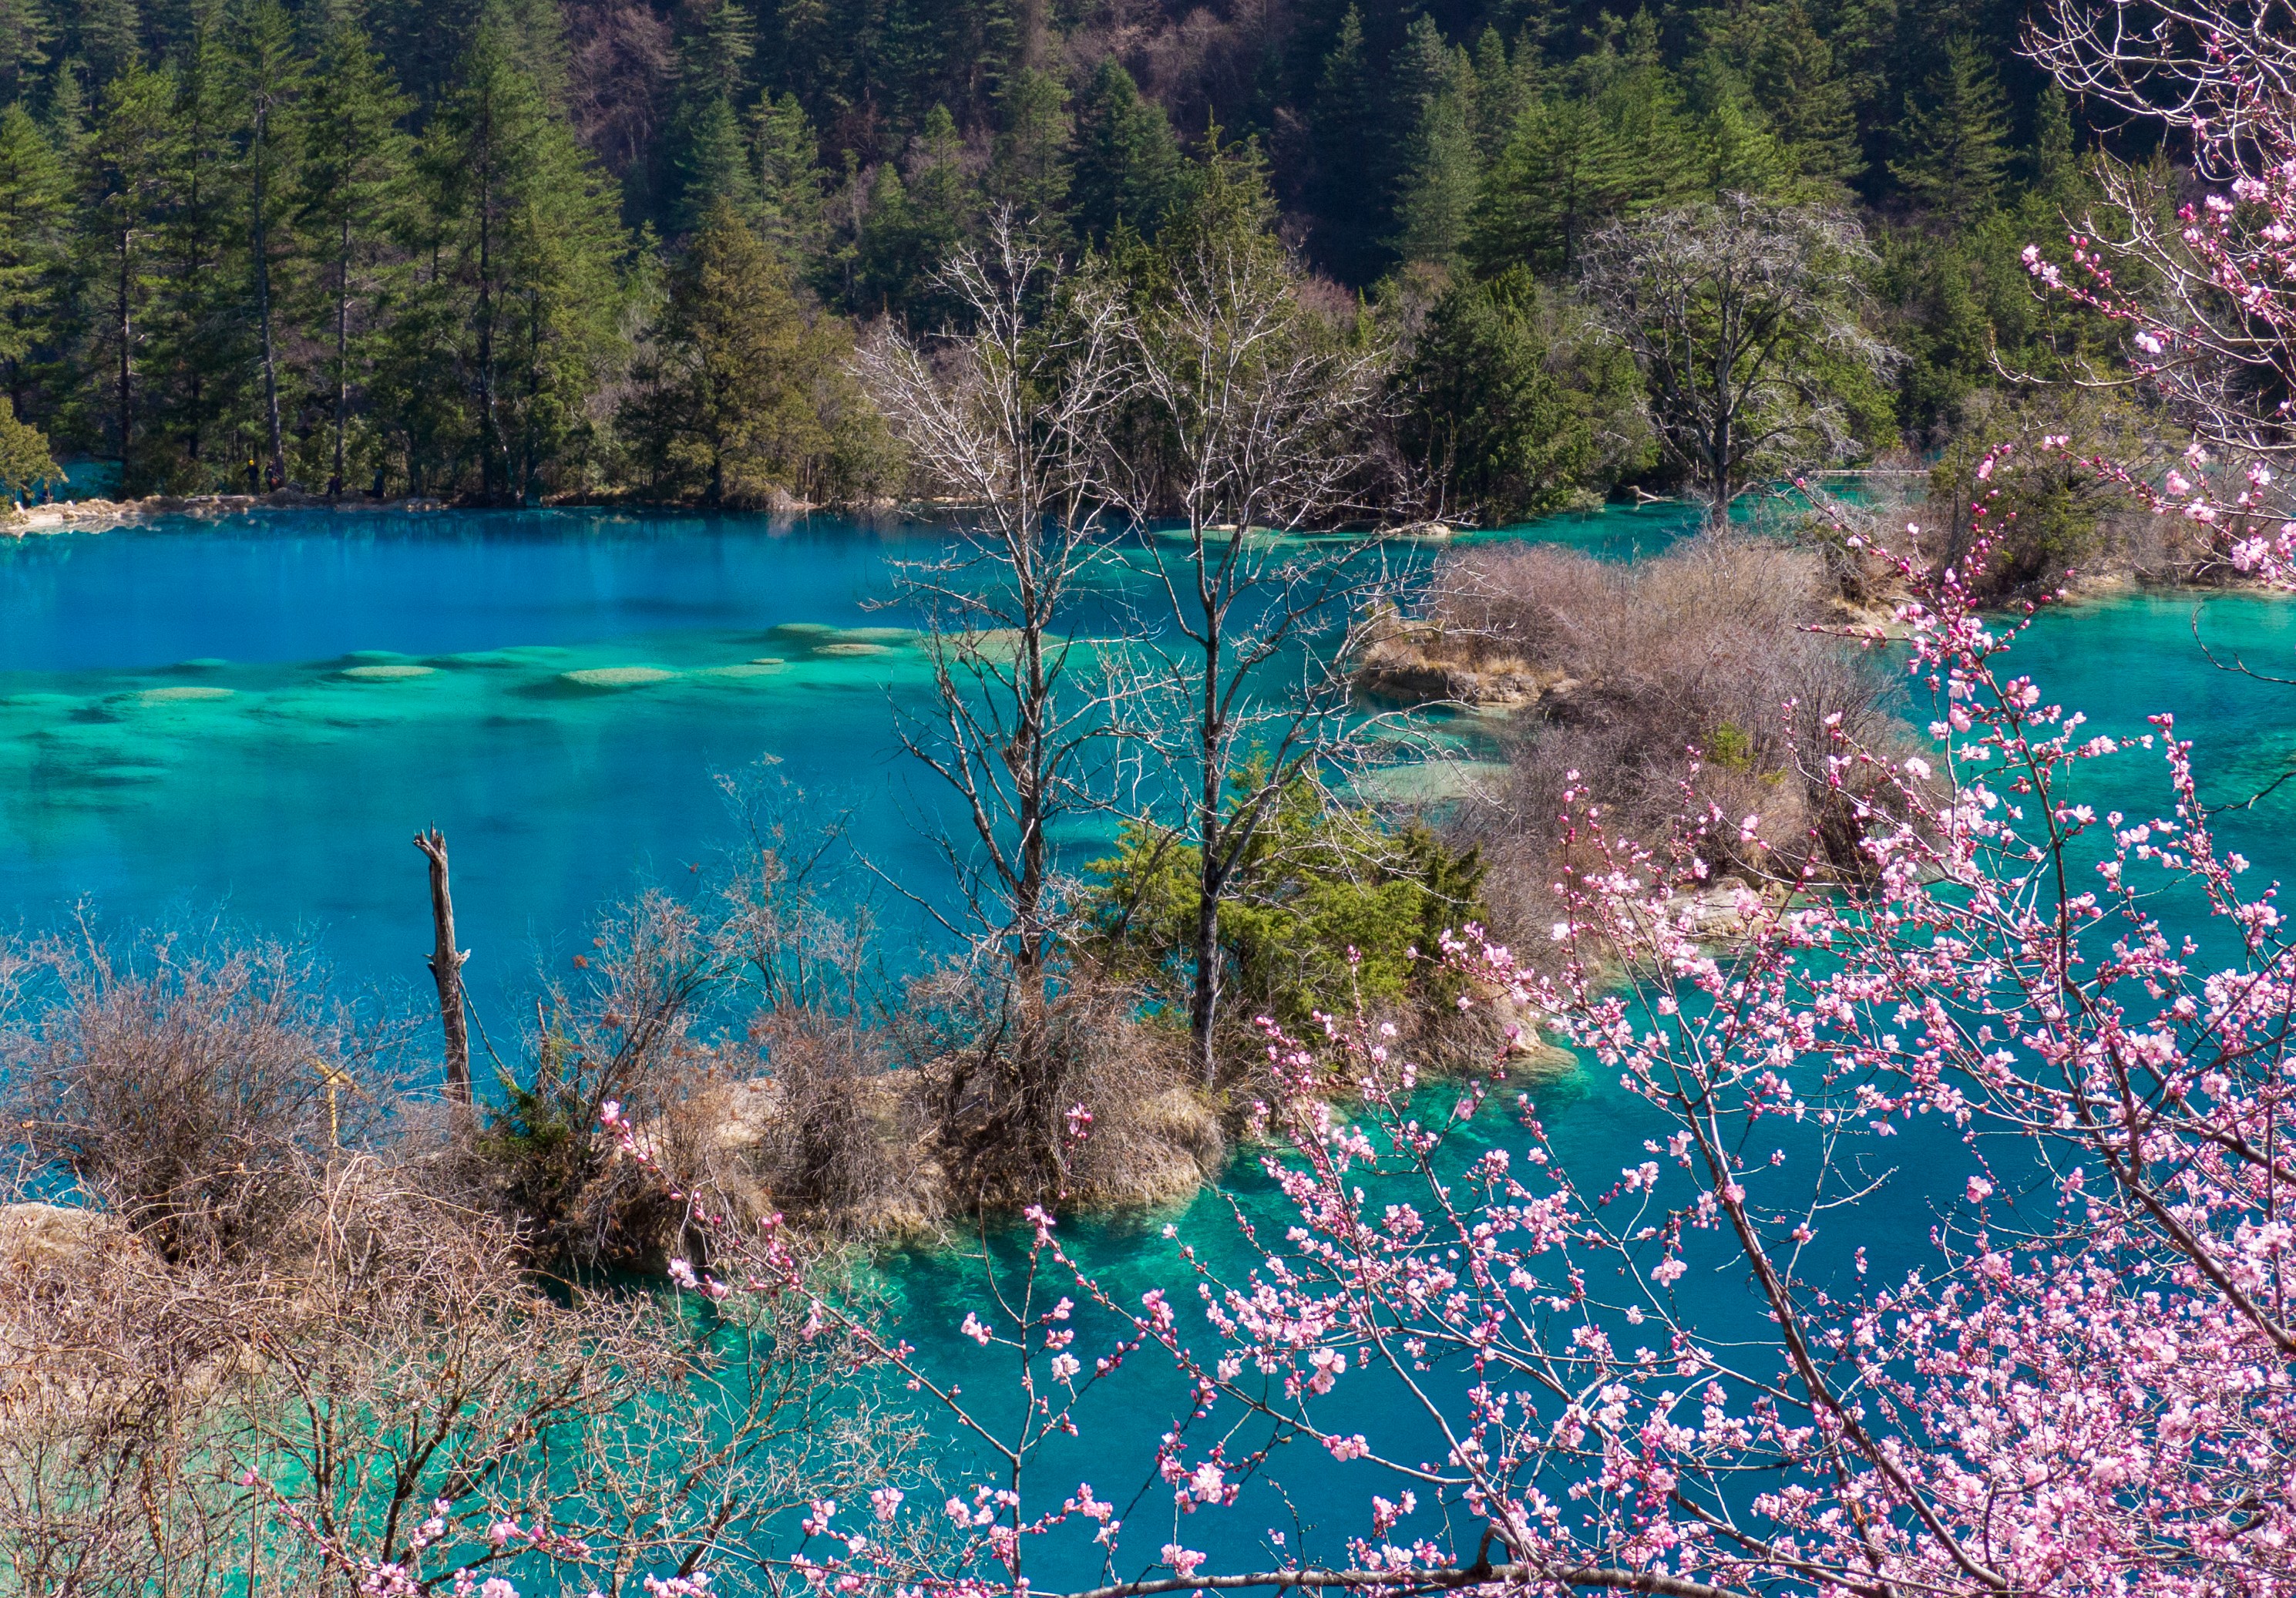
6 509 2294 1583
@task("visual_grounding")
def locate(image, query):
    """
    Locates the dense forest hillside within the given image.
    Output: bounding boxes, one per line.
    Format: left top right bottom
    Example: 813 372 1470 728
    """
0 0 2120 507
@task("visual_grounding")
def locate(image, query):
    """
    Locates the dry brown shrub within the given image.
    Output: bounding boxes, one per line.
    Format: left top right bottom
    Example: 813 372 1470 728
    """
891 960 1217 1213
0 928 402 1265
738 1009 935 1233
1432 533 1918 937
0 1142 910 1590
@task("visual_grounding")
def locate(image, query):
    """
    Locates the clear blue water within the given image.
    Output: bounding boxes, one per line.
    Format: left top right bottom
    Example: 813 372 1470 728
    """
0 502 1701 1018
0 511 983 1021
8 507 2293 1583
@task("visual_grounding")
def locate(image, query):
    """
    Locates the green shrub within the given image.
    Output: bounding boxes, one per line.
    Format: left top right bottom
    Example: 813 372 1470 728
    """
1083 772 1488 1037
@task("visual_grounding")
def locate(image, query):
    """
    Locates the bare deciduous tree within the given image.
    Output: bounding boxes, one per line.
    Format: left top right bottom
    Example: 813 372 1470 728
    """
2022 0 2296 492
1101 197 1397 1088
1580 193 1898 512
852 213 1138 1189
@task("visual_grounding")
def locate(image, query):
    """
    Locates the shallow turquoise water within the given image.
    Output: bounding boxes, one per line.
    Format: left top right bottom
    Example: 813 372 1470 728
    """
0 502 1700 1017
0 511 976 1020
9 507 2292 1584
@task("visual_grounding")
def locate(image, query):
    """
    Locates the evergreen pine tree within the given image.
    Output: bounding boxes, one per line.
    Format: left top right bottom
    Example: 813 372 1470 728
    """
1389 33 1481 269
1470 95 1624 275
874 0 944 133
1400 264 1641 516
294 8 412 493
70 61 174 477
1598 13 1703 205
674 92 754 230
1468 25 1531 161
624 198 850 504
422 9 628 500
1156 121 1279 262
150 19 239 488
43 52 87 145
854 101 970 321
1888 33 2009 216
751 90 825 261
1067 58 1181 248
2031 79 2077 200
1706 90 1791 194
767 0 841 122
1307 5 1377 281
667 0 758 233
66 0 143 91
986 66 1069 231
0 105 66 425
1746 0 1861 185
0 0 52 107
227 0 301 489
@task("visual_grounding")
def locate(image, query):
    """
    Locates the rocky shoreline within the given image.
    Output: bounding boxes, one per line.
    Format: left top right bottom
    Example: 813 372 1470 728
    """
2 489 454 535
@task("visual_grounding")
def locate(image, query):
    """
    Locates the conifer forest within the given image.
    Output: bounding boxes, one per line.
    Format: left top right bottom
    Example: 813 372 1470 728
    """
0 0 2094 511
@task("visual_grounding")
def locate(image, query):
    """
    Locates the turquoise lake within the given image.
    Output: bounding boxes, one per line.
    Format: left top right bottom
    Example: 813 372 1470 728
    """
0 504 1693 1018
7 507 2296 1583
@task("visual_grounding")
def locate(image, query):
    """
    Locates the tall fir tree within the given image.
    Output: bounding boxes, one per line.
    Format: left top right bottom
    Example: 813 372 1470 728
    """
986 64 1069 232
227 0 301 488
0 0 52 107
150 19 239 488
623 197 848 504
1698 82 1791 196
42 52 86 143
751 90 825 262
1744 0 1861 185
1471 96 1621 275
65 0 143 91
1399 264 1642 516
1067 58 1181 249
1307 5 1378 281
294 8 412 494
0 105 66 425
1467 25 1532 161
1470 59 1701 278
666 0 758 233
71 60 174 474
2030 79 2077 200
1389 29 1481 269
854 103 968 321
420 9 627 500
1888 32 2009 216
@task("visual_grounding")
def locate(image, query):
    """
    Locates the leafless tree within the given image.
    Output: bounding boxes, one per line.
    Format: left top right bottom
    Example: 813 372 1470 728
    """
488 888 737 1266
2022 0 2296 493
1100 209 1397 1088
852 213 1141 1188
854 215 1131 980
1580 194 1898 513
713 755 870 1016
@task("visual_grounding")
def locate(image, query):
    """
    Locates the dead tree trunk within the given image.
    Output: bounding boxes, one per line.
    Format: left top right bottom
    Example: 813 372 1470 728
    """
415 828 472 1114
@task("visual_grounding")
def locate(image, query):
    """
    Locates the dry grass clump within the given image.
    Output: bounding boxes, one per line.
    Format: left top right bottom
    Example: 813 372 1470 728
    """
0 1142 893 1594
1425 533 1919 937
